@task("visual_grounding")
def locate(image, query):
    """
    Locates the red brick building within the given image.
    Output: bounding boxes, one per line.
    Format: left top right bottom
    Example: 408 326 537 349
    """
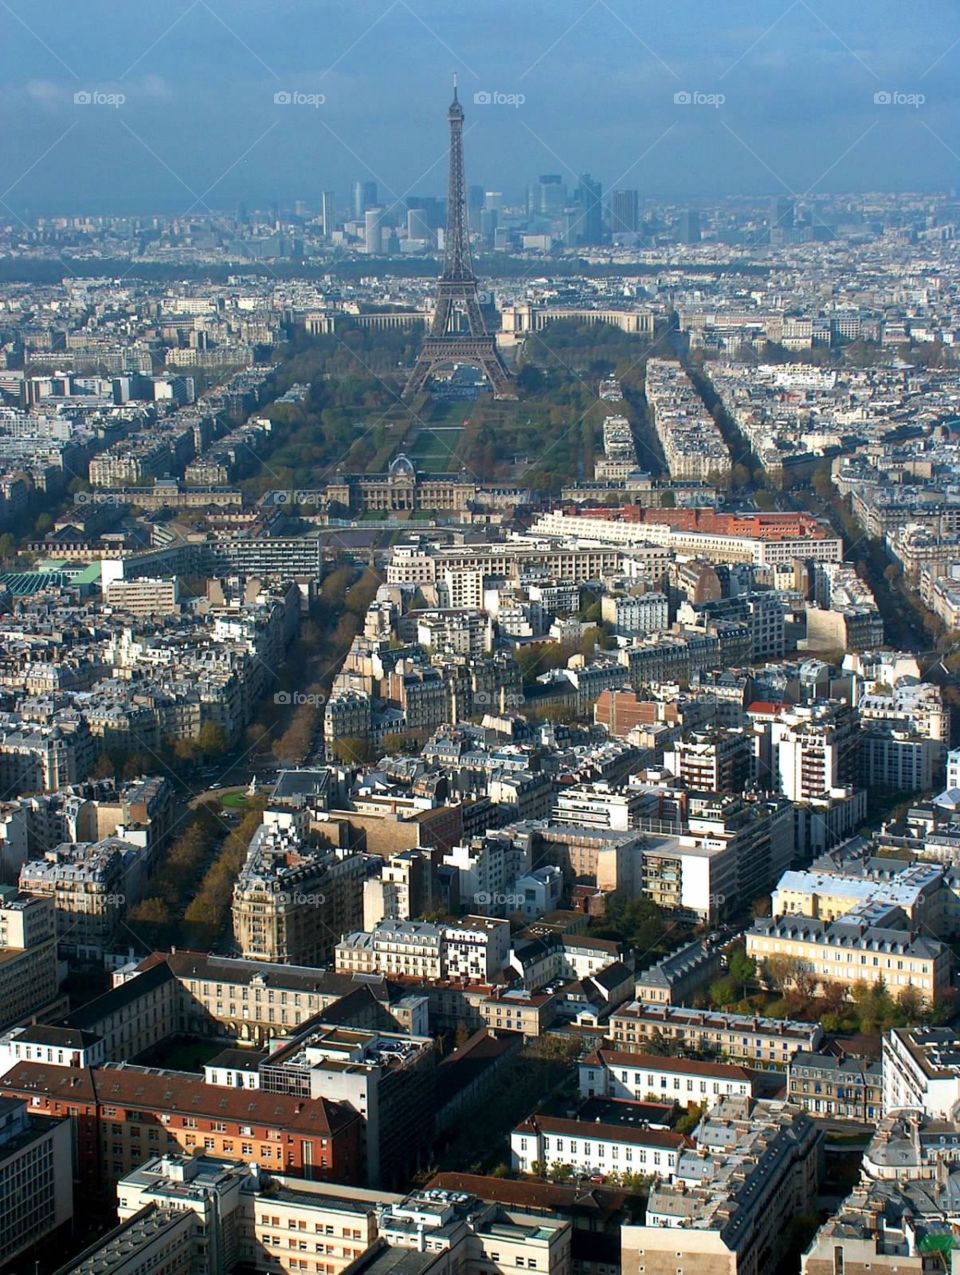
2 1061 363 1190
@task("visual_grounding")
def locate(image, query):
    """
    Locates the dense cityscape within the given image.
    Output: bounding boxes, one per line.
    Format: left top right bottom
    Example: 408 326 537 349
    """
7 6 960 1275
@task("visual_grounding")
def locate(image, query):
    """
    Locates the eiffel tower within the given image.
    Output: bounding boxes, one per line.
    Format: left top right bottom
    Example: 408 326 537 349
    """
403 79 515 400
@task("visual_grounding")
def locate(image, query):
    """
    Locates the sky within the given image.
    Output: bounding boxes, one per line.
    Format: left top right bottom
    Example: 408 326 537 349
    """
3 1 960 216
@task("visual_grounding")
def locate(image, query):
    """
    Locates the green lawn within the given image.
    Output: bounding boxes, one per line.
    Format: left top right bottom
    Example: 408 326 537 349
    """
408 428 465 471
220 791 250 809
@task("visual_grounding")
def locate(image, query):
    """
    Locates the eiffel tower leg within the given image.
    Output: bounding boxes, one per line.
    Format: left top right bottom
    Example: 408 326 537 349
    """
478 353 517 399
403 358 434 399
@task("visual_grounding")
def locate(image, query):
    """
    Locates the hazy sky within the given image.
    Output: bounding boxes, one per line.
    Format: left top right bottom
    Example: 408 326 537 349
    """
3 1 960 216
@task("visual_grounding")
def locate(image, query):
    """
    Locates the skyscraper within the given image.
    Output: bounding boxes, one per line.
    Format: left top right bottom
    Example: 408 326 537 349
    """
406 208 435 245
320 190 336 237
479 206 498 248
577 173 603 244
364 206 384 254
677 207 701 244
771 196 795 230
532 174 565 219
353 180 378 221
611 188 639 234
406 196 441 230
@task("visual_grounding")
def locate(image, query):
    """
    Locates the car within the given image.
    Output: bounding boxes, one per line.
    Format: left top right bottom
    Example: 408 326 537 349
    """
209 782 222 790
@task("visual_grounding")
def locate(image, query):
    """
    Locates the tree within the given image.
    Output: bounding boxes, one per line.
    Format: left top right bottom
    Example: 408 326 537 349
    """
126 897 175 949
331 736 371 766
675 1103 705 1135
762 954 802 993
89 754 116 781
197 722 229 757
728 946 756 999
709 976 738 1008
897 984 924 1024
792 960 817 1000
820 981 847 1016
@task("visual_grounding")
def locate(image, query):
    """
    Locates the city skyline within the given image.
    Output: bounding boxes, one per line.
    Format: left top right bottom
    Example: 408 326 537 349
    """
2 2 960 215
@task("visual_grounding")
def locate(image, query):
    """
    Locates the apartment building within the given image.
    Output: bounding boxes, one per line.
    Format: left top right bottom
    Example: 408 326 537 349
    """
375 1188 572 1275
579 1049 753 1106
336 917 510 985
232 809 367 965
772 863 953 936
787 1051 883 1121
0 1095 73 1268
336 921 443 982
608 1002 822 1067
0 888 61 1032
478 988 561 1039
882 1026 960 1118
103 576 181 617
622 1097 822 1275
746 912 953 1005
511 1111 687 1178
663 728 753 795
20 837 146 957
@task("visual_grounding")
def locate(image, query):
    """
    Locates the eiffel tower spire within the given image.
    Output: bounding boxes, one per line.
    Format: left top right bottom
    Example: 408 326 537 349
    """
403 80 515 400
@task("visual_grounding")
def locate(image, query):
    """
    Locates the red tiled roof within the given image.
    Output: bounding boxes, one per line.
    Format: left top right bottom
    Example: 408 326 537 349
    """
2 1061 359 1138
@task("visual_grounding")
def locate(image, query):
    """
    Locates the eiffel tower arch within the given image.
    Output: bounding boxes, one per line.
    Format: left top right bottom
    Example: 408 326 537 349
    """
403 81 516 400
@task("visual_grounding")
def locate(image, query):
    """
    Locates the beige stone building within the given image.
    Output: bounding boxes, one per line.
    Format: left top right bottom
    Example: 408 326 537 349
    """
0 889 62 1032
746 912 953 1005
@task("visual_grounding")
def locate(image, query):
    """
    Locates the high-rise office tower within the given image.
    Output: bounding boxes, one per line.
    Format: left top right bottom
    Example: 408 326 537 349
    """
577 173 603 244
479 206 498 248
364 206 384 254
611 188 639 234
677 207 701 244
320 190 336 236
407 196 442 230
468 183 485 229
293 199 308 218
407 208 435 244
353 180 378 221
771 196 795 230
532 174 565 219
484 191 503 213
